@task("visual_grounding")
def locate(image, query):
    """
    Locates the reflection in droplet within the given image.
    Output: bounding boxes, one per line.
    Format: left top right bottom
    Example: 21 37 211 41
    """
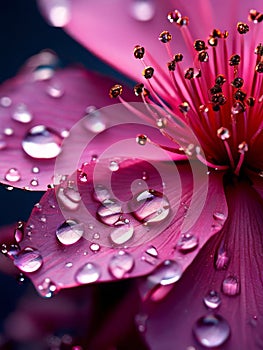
176 233 198 253
130 189 170 224
83 106 106 133
108 251 134 279
110 222 134 245
97 199 122 225
56 219 84 245
38 277 57 298
14 247 43 273
12 104 33 123
46 0 71 27
5 168 21 182
203 290 221 309
222 275 240 296
193 314 230 348
148 260 182 286
75 263 101 284
22 125 62 159
130 0 155 21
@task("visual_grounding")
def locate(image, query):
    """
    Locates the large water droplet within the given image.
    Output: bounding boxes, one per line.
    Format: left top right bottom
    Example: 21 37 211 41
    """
93 185 111 202
46 0 71 27
108 251 134 279
176 233 199 253
56 219 84 245
57 187 81 211
148 260 182 286
38 277 57 298
203 290 221 309
83 106 106 133
193 314 230 348
14 247 43 272
130 0 155 21
222 275 240 296
22 125 62 159
130 189 170 224
75 263 101 284
97 199 122 225
5 168 21 182
110 222 134 246
12 104 33 123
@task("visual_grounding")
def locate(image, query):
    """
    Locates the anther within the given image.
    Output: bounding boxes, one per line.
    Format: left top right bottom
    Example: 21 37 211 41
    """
248 9 263 23
167 60 176 71
246 97 255 106
194 40 207 51
177 16 189 26
198 51 209 62
210 85 222 94
255 44 263 56
167 10 181 23
134 45 145 59
211 94 226 105
256 62 263 73
136 134 148 145
109 84 123 98
143 66 154 79
229 54 241 66
238 141 248 153
215 74 226 86
231 77 244 88
208 36 218 47
174 53 183 62
237 22 249 34
234 89 246 101
231 101 246 114
184 68 194 80
159 31 172 43
179 102 190 113
217 127 230 140
134 83 150 97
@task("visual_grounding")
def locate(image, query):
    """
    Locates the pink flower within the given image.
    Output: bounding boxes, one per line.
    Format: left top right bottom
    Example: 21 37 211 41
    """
1 0 263 348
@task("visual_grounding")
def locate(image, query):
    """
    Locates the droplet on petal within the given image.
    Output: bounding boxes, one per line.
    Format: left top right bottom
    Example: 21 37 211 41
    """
83 106 106 133
22 125 63 159
176 233 199 253
14 247 43 273
148 260 182 286
109 160 120 172
222 275 240 296
213 212 226 221
57 187 81 211
4 127 14 136
12 104 33 123
193 314 230 348
46 83 64 98
110 222 134 246
203 290 221 309
0 96 12 107
38 277 57 298
130 0 155 21
75 263 101 284
56 219 84 245
108 251 134 279
93 185 111 202
97 199 122 225
5 168 21 183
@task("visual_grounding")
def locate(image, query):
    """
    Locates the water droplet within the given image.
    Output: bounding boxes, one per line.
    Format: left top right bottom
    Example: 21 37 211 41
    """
130 189 170 224
61 129 70 138
56 219 84 245
75 262 101 284
110 222 134 246
193 314 230 347
146 246 158 257
176 233 199 253
109 160 119 172
4 127 14 136
90 243 100 252
30 178 39 187
32 166 40 174
130 0 155 21
203 290 221 309
97 199 122 225
46 0 71 27
14 222 24 243
213 212 226 221
22 125 62 159
222 275 240 296
57 187 81 211
215 248 229 270
136 134 147 145
14 247 43 272
5 168 21 182
83 106 106 133
142 171 148 180
17 273 26 284
78 171 88 183
65 262 73 268
46 83 64 98
38 277 57 298
93 185 111 202
6 244 20 258
12 104 33 123
148 260 182 286
108 251 134 279
0 96 12 107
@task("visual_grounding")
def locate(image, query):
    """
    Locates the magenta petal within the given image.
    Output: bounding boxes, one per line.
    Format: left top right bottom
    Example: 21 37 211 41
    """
38 0 262 81
145 181 263 350
0 52 133 190
10 157 227 292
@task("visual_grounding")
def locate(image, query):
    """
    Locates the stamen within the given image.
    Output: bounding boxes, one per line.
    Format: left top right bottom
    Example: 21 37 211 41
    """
234 142 248 175
109 84 123 98
217 127 235 168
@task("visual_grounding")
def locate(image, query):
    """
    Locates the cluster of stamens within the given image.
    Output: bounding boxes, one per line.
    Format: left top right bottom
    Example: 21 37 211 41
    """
109 9 263 177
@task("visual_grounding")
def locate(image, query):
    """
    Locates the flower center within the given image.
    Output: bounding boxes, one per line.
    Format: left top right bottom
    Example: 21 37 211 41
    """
110 9 263 177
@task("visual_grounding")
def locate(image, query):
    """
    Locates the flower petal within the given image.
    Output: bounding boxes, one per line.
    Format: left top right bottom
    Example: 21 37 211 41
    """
144 180 263 350
7 157 227 292
38 0 262 81
0 51 134 190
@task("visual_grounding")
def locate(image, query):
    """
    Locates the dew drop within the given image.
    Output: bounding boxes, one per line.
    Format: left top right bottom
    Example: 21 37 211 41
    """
4 127 14 136
65 262 73 268
14 222 24 243
75 262 101 284
108 251 134 279
57 187 81 211
12 104 33 123
213 212 226 221
6 244 20 258
22 125 62 159
56 219 84 245
46 0 71 27
38 277 57 298
176 233 199 253
30 178 39 187
5 168 21 182
130 0 155 21
110 222 134 246
146 246 158 257
130 189 170 224
136 134 147 145
93 185 111 202
215 248 229 270
97 199 122 225
32 166 40 174
222 275 240 296
0 96 12 107
109 160 120 172
14 247 43 273
90 243 100 252
148 260 182 286
46 83 64 98
83 106 106 133
193 314 230 348
203 290 221 309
